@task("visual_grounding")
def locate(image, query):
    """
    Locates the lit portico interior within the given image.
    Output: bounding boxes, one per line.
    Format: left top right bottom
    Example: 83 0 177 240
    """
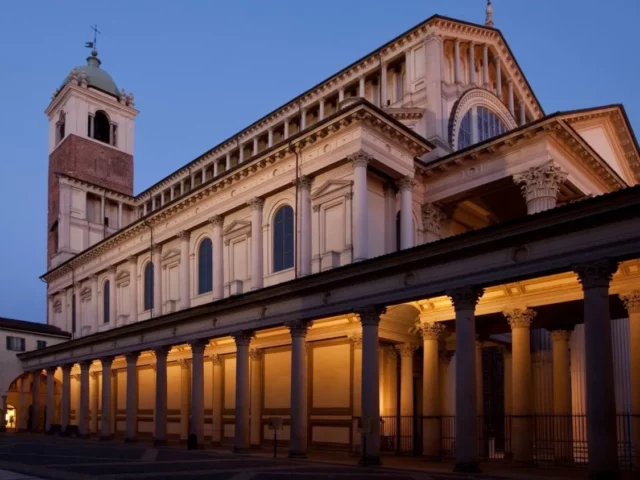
7 9 640 480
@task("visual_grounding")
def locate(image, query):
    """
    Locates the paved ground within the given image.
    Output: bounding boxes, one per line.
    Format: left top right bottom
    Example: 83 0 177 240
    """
0 434 607 480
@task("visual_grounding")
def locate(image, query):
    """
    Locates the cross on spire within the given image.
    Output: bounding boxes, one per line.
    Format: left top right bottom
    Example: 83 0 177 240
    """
85 24 101 51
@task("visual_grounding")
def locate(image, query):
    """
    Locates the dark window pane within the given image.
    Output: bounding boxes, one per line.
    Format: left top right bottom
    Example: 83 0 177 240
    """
144 263 154 311
198 238 213 294
103 280 110 324
273 206 294 272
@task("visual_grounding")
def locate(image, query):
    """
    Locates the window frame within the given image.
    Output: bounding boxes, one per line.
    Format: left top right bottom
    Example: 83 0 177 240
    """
6 336 26 352
197 237 213 295
272 205 295 273
103 280 110 324
143 262 154 312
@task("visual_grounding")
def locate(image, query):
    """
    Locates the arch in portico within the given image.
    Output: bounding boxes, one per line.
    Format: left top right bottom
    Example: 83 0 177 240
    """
2 371 62 432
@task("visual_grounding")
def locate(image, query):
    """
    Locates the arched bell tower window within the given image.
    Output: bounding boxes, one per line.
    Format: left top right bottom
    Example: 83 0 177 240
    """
89 110 116 146
55 111 65 145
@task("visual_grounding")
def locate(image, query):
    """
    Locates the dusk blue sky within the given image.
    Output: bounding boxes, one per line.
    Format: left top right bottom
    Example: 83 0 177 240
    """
0 1 638 323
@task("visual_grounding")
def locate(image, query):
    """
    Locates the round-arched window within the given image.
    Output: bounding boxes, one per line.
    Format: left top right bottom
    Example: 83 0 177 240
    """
93 110 111 144
457 106 507 150
197 238 213 295
273 205 294 272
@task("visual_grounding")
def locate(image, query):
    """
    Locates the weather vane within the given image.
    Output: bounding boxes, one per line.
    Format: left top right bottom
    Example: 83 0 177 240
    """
85 24 101 51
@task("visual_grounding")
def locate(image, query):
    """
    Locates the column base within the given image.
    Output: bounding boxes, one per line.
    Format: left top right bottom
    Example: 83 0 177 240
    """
288 451 307 459
153 439 167 446
453 461 481 473
358 455 381 466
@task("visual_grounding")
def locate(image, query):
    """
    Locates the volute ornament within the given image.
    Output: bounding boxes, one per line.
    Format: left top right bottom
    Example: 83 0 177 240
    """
620 290 640 314
573 260 618 289
512 162 568 203
504 308 536 329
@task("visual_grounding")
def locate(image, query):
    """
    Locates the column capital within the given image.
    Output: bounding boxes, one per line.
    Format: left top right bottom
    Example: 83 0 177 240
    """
249 348 264 361
504 308 536 329
573 259 618 289
152 243 162 255
189 339 209 354
348 333 363 348
286 319 312 338
247 197 264 211
446 286 484 311
383 182 398 195
100 356 115 367
354 306 385 326
125 351 141 363
210 353 222 365
347 150 373 168
396 176 416 192
79 360 92 370
295 175 313 190
395 343 418 358
209 215 224 227
45 366 57 375
108 265 117 275
416 320 447 340
232 330 254 346
177 230 190 241
550 330 572 342
620 290 640 314
512 161 568 203
61 363 74 373
70 373 81 382
153 345 171 359
128 255 137 265
421 203 445 234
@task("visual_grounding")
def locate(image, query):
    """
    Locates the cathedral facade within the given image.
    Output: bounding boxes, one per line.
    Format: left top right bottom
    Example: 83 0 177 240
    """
5 10 640 479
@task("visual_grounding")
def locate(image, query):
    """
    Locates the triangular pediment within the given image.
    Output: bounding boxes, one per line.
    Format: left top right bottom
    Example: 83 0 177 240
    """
80 286 92 296
161 248 180 261
223 219 251 235
116 270 130 281
311 180 352 200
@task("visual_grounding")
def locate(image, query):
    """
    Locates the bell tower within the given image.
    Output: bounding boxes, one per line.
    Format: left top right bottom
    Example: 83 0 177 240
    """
45 47 138 268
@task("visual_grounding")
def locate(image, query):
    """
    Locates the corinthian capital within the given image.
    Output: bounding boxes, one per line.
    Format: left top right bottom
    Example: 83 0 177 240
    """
395 343 418 357
512 162 568 202
347 150 373 168
247 197 264 211
620 290 640 314
446 286 484 311
416 321 447 340
396 176 416 192
504 308 536 330
421 203 445 234
354 306 385 326
573 259 618 289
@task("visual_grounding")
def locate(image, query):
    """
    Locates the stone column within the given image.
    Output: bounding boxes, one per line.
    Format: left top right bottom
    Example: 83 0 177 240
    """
348 151 371 262
468 43 476 86
496 58 502 98
300 108 307 130
248 198 264 290
211 354 223 444
550 330 573 462
239 143 245 163
475 341 484 417
508 79 518 116
210 216 224 300
439 350 453 417
397 177 415 250
502 349 513 459
225 153 231 170
125 352 140 442
482 45 489 88
45 367 56 432
61 364 72 433
519 101 526 126
447 286 484 473
268 128 274 147
356 306 384 465
233 331 253 452
620 291 640 467
191 339 207 448
297 176 312 276
111 370 118 435
153 346 170 446
288 320 310 457
359 76 366 97
117 202 123 228
128 255 138 323
418 322 446 458
574 260 619 479
504 308 536 465
349 333 363 453
454 39 461 85
513 162 568 214
179 359 190 441
99 357 114 439
284 118 290 139
19 376 27 431
108 266 117 325
90 372 99 434
396 344 417 417
421 203 445 243
79 361 90 437
383 183 397 254
404 50 412 101
380 62 388 106
178 231 191 309
31 371 41 432
152 244 162 315
249 348 264 448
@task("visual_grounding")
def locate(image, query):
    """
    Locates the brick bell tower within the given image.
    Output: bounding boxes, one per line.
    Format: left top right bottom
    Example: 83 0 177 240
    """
45 47 138 268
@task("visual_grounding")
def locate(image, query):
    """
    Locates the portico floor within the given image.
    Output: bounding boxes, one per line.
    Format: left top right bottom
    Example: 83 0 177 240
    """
0 434 632 480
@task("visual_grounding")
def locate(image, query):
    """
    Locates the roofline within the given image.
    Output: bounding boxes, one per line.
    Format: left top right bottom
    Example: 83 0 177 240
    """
22 183 640 360
1 326 72 339
42 98 433 280
134 14 543 198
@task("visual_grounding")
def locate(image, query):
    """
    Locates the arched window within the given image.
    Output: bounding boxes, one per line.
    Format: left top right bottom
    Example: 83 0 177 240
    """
144 263 154 311
103 280 110 324
198 238 213 294
457 106 507 150
92 110 111 144
273 205 294 272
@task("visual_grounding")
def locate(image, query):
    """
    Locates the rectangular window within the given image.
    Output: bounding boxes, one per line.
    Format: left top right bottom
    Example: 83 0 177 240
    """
37 340 47 350
6 336 26 352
